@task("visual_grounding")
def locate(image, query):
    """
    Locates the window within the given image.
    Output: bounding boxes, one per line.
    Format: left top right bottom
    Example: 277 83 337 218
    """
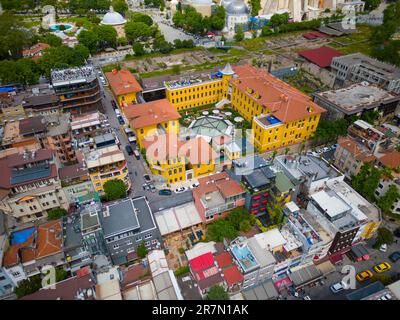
144 234 152 239
113 244 119 250
145 241 151 246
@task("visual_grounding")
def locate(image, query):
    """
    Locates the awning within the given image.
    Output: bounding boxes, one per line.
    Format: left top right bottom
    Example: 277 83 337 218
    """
329 253 343 264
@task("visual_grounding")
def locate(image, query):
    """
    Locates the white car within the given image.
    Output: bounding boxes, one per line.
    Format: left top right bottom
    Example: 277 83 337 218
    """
190 182 200 189
379 243 387 252
330 281 346 294
174 187 188 194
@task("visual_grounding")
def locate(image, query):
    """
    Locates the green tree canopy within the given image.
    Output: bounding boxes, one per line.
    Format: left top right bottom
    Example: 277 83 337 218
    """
15 275 42 299
103 179 127 201
234 25 244 42
47 208 67 220
351 162 382 201
377 185 400 215
111 0 128 14
132 43 145 56
250 0 261 16
206 219 238 242
373 227 394 249
205 285 230 300
36 34 63 47
95 24 118 49
137 241 148 258
124 21 153 42
269 12 289 30
130 12 154 26
78 30 99 53
364 0 381 11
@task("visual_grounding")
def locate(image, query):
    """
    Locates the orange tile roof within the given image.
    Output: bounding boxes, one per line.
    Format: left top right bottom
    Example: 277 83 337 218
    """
337 136 376 162
194 172 245 199
35 220 63 259
105 69 143 96
22 43 50 57
231 64 326 123
142 134 218 164
3 220 63 267
379 150 400 169
124 99 181 129
215 251 234 269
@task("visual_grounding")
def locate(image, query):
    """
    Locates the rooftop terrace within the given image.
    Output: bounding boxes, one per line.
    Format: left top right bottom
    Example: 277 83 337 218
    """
51 66 97 85
164 71 223 90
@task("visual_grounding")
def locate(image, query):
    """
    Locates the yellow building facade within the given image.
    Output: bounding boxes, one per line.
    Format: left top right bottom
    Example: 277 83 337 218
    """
164 63 325 153
85 145 130 193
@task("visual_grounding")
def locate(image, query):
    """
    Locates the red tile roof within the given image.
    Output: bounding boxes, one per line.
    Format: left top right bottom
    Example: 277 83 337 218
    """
215 251 234 269
194 172 245 200
105 69 143 96
303 31 328 40
231 64 326 123
379 150 400 169
337 136 376 162
298 46 343 68
22 43 50 58
222 265 243 286
124 99 181 129
189 252 214 272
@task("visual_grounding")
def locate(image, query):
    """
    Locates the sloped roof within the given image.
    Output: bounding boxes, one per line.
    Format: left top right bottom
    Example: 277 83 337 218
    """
298 46 343 68
379 150 400 169
231 64 326 123
105 69 143 96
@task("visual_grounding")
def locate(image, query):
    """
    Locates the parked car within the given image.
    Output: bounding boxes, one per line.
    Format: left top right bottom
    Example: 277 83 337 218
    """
373 262 391 273
190 182 200 189
174 187 188 194
159 189 172 196
330 282 346 293
389 251 400 263
111 100 117 108
150 184 156 193
380 243 387 252
143 174 151 183
117 116 125 125
115 109 121 116
133 149 140 160
394 228 400 238
125 145 133 155
356 270 373 282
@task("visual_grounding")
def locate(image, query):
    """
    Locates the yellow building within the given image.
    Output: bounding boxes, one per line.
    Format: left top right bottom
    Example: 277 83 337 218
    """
142 134 217 184
164 63 326 152
105 69 143 111
124 99 181 149
84 145 130 193
228 65 325 152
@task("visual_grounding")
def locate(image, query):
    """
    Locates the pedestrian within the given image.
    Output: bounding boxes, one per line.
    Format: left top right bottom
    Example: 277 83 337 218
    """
135 171 137 176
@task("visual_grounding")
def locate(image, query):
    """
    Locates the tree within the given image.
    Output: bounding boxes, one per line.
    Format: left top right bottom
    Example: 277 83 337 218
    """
117 37 128 46
377 185 400 215
228 207 256 231
87 11 101 24
125 21 152 42
364 0 381 11
250 0 261 17
0 12 33 60
361 110 380 125
352 163 381 201
15 275 42 299
209 6 226 31
130 12 154 26
112 0 128 14
77 30 99 54
153 35 173 54
132 43 145 56
373 227 394 249
205 285 230 300
137 241 148 258
47 208 67 220
103 179 127 201
267 201 285 225
37 33 63 47
269 12 289 30
234 25 244 42
206 219 238 242
96 25 118 49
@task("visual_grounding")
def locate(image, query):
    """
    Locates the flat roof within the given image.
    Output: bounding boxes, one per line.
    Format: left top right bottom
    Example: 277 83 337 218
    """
311 190 351 219
154 202 202 236
254 229 287 250
314 83 399 114
242 279 279 300
289 264 323 288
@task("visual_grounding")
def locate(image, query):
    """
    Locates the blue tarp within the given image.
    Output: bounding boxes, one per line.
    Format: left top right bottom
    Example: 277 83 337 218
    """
11 227 35 245
0 87 16 93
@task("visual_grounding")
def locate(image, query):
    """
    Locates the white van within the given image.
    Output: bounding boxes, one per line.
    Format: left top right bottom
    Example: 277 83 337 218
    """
115 109 121 116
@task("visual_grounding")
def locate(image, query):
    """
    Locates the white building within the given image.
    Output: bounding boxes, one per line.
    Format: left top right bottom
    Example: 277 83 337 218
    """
223 0 250 35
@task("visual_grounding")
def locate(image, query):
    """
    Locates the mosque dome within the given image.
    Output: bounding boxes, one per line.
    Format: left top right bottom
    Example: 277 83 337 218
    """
226 0 249 15
191 0 213 4
101 6 127 25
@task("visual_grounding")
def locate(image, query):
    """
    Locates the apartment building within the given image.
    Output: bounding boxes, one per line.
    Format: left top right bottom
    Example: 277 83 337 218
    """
0 149 68 223
51 66 102 115
330 53 400 94
192 172 245 223
45 114 76 164
124 99 181 149
70 111 110 146
313 82 400 121
84 144 129 194
99 197 161 265
106 69 143 111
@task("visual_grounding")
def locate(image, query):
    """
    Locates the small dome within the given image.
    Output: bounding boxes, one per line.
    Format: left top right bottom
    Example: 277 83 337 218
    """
101 6 126 25
221 0 233 8
226 0 249 15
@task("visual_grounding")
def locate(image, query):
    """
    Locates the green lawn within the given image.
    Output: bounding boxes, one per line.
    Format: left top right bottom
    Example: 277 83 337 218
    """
329 25 375 55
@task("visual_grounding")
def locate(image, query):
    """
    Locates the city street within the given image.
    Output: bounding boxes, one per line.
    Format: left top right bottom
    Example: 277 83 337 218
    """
97 74 194 207
287 232 400 300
